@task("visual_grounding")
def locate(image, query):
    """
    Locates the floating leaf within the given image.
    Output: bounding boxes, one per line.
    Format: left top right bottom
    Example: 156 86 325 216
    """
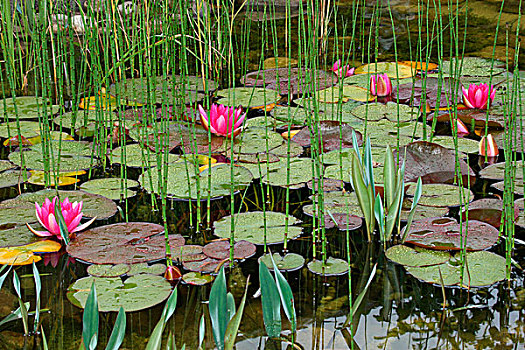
258 253 305 272
0 240 61 265
172 245 206 263
440 57 506 77
406 251 506 287
182 272 215 285
80 178 139 200
213 211 302 245
79 90 119 111
307 257 348 276
354 62 415 79
203 240 256 260
478 162 524 181
395 77 461 109
461 198 518 229
386 245 451 267
430 136 478 154
87 264 130 277
292 121 363 152
216 87 281 109
406 183 473 207
403 217 499 251
110 143 180 168
0 121 44 139
29 170 85 187
0 225 43 247
127 263 166 276
182 258 229 274
67 274 172 312
492 180 524 195
228 127 284 154
261 158 313 188
66 222 184 264
0 169 31 188
315 85 374 103
351 102 420 122
0 96 59 120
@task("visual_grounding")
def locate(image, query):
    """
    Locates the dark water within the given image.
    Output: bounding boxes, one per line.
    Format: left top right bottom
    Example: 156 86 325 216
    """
1 1 525 350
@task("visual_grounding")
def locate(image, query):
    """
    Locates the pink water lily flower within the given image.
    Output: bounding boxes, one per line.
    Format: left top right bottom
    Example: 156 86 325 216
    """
27 197 96 240
198 103 245 138
332 59 354 78
370 73 392 97
462 83 495 109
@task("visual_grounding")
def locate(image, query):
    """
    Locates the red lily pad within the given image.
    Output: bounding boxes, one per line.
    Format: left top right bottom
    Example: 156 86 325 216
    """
403 217 499 251
172 245 206 263
395 141 475 184
67 222 185 264
241 67 337 95
182 257 229 274
202 240 256 260
461 198 519 229
430 109 505 129
395 77 462 109
291 121 363 152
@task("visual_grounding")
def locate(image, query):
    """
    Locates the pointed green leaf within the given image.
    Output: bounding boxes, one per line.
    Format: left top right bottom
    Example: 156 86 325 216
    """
54 198 70 245
224 278 250 350
82 282 98 350
402 177 423 243
104 307 126 350
209 267 227 350
32 262 41 332
269 253 296 333
259 262 282 338
384 145 396 207
226 293 236 322
146 288 177 350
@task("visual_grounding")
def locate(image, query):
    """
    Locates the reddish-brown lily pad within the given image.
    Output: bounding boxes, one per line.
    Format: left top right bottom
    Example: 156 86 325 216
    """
182 257 229 274
395 141 475 184
395 77 462 109
292 121 363 152
202 240 256 260
67 222 185 264
430 109 505 129
325 213 363 231
403 217 499 251
461 198 519 229
172 245 206 263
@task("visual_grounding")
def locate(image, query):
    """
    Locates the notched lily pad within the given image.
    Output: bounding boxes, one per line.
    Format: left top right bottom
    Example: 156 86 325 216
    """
307 257 349 276
351 102 420 122
406 183 473 208
403 217 499 251
182 257 229 274
80 178 139 200
258 252 305 272
386 245 451 267
0 96 60 120
172 245 206 263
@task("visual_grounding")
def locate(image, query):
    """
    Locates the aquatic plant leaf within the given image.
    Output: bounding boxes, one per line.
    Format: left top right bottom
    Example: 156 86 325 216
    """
0 224 43 247
269 253 296 333
110 143 180 168
79 91 118 111
354 62 415 78
291 121 363 152
395 141 474 184
440 57 506 77
270 105 322 124
430 136 478 154
405 183 473 207
67 222 184 264
0 121 45 139
0 160 15 173
105 307 126 350
307 257 349 276
399 61 438 71
0 169 31 188
127 263 165 276
182 272 214 285
67 274 172 312
0 96 60 120
224 278 249 350
431 109 505 129
80 178 139 200
140 163 253 200
87 264 130 278
209 267 227 350
182 257 229 274
228 127 283 154
395 77 461 109
145 289 178 350
0 240 61 265
213 211 302 245
478 161 524 181
82 282 98 350
403 217 499 251
386 245 451 267
172 245 206 263
216 87 281 109
241 67 336 95
351 102 419 122
258 253 305 272
406 251 506 287
29 170 85 187
259 262 282 338
315 85 374 103
492 180 524 196
461 198 518 229
324 212 363 231
203 240 256 260
260 158 314 188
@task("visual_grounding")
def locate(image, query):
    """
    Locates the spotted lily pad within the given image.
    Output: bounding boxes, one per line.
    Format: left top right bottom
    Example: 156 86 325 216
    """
182 258 229 274
0 121 45 139
492 180 524 196
203 240 256 260
0 169 30 188
0 224 43 247
110 143 180 168
406 251 506 287
80 178 139 200
479 162 524 181
213 211 302 245
386 245 451 267
261 158 313 188
67 274 172 312
258 253 305 272
0 240 62 265
216 87 281 109
228 127 284 154
182 272 215 285
430 136 479 154
87 264 131 277
172 245 206 263
403 217 499 251
0 96 60 119
307 257 348 276
406 183 473 207
351 102 419 122
139 163 253 200
66 222 185 264
291 121 363 152
127 263 166 276
440 57 506 77
461 198 518 229
315 85 375 103
396 141 474 184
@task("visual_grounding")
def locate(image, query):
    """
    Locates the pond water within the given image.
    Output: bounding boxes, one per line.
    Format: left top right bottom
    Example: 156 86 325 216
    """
1 0 525 349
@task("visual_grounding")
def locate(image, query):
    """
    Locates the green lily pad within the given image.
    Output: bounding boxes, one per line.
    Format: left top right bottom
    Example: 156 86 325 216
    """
291 121 363 153
54 110 119 131
430 136 478 155
0 96 60 119
67 274 172 312
203 240 256 260
0 224 42 247
440 57 506 77
307 257 349 276
229 127 284 154
406 183 473 207
258 253 305 272
354 62 415 78
139 163 253 200
80 178 139 200
216 87 281 108
315 85 375 103
87 264 130 277
213 211 302 245
182 272 215 285
110 143 180 168
479 162 524 181
0 121 44 139
271 106 322 124
67 222 185 264
243 116 287 129
0 169 31 188
491 180 524 195
182 258 229 274
386 245 451 267
351 102 420 122
0 160 15 173
127 263 166 276
406 251 507 287
261 158 313 188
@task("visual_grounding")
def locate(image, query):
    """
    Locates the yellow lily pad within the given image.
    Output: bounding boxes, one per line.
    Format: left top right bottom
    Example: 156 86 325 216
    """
29 170 86 186
354 62 414 79
79 88 119 111
0 240 62 265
